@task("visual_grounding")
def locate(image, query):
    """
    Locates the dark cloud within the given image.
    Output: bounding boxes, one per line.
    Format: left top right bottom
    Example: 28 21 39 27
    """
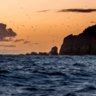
37 10 49 13
0 23 31 48
58 9 96 13
0 23 17 41
0 44 16 47
23 41 30 44
14 39 30 44
14 39 24 43
90 21 96 24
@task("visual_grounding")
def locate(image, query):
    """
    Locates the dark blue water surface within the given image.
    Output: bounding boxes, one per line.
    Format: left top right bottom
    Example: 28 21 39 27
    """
0 55 96 96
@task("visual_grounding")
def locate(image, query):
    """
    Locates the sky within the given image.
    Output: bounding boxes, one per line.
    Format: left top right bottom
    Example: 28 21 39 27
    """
0 0 96 54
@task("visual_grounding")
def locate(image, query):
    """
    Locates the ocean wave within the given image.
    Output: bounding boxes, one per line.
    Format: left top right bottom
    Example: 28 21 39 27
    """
0 55 96 96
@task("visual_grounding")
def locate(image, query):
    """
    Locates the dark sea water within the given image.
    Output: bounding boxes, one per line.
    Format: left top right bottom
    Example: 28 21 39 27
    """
0 55 96 96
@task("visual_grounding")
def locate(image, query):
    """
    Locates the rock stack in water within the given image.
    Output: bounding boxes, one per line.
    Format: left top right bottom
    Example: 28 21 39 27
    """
50 46 58 55
60 25 96 55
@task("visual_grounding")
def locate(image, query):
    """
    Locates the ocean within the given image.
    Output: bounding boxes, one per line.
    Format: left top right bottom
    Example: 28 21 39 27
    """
0 55 96 96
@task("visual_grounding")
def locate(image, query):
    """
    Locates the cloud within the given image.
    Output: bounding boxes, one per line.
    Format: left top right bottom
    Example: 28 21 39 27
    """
0 23 17 41
37 10 49 13
14 39 30 44
0 44 16 47
90 21 96 24
0 23 31 49
14 39 24 43
23 41 30 44
58 8 96 13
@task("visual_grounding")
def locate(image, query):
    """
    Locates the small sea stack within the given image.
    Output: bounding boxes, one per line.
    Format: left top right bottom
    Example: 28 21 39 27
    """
50 46 58 55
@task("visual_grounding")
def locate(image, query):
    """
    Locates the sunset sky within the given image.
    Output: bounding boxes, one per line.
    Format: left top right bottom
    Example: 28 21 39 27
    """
0 0 96 54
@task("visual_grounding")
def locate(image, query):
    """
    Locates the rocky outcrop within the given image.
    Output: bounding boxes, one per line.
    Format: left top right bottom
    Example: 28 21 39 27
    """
26 52 49 55
50 46 58 55
60 25 96 55
38 52 48 55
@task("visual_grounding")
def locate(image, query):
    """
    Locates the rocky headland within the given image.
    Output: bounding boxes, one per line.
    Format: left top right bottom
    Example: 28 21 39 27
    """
60 25 96 55
26 25 96 55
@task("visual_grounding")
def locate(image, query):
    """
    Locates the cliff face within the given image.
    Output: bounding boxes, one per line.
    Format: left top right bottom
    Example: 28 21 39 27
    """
60 25 96 55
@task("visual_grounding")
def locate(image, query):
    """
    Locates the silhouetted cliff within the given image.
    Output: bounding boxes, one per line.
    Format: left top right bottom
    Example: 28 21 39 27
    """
60 25 96 55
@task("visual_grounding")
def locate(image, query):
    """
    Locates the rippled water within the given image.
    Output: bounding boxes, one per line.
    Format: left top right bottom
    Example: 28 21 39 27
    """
0 55 96 96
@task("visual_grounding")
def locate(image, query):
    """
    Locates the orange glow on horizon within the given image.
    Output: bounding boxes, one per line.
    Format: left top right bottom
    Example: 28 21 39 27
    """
0 0 96 54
